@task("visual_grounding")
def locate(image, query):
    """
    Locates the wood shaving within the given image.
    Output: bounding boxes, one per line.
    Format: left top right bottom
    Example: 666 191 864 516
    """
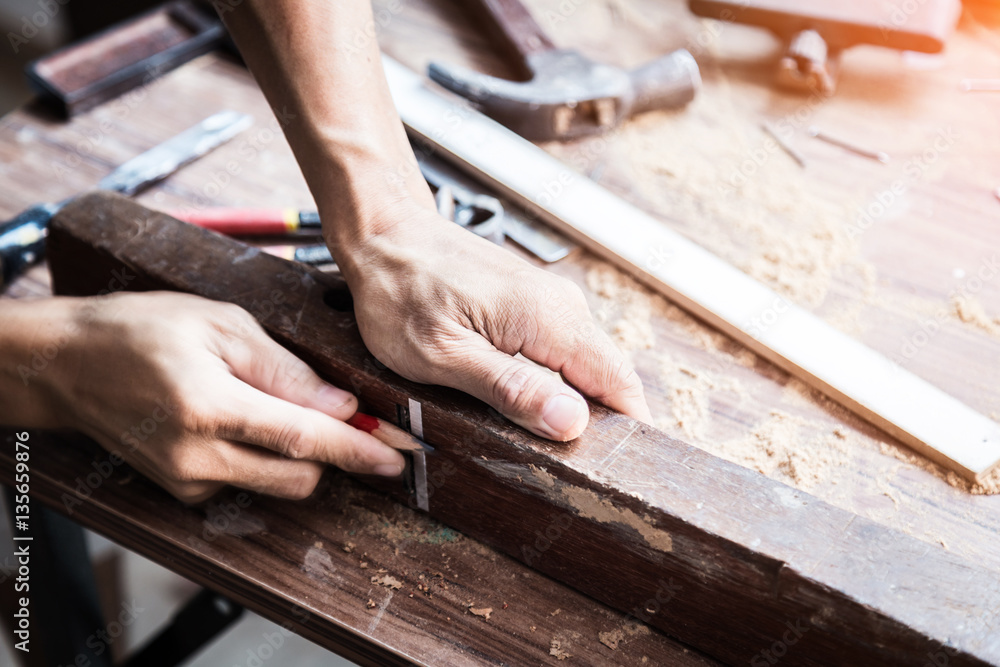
469 607 492 620
549 639 571 660
371 575 402 590
598 628 624 650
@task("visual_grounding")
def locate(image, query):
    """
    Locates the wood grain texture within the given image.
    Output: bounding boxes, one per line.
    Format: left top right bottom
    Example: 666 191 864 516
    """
0 430 716 666
45 192 1000 666
0 0 997 663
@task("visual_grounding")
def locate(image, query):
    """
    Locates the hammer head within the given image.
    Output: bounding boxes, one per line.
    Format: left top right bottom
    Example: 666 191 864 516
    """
428 49 701 142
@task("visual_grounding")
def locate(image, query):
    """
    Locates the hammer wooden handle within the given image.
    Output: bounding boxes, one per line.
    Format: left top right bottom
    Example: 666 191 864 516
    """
465 0 556 65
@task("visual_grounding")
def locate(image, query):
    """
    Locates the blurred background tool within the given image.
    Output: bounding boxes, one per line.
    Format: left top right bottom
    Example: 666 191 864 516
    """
428 0 701 140
0 110 250 287
26 1 227 118
688 0 961 94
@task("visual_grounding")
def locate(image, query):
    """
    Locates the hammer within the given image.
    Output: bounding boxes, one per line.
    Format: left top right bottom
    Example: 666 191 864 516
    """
428 0 701 141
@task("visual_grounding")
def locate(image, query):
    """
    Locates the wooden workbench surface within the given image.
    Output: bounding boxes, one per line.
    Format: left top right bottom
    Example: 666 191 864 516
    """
1 0 998 663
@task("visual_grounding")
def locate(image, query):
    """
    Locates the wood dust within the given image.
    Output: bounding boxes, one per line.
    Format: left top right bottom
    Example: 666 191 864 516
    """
585 261 1000 496
612 85 875 309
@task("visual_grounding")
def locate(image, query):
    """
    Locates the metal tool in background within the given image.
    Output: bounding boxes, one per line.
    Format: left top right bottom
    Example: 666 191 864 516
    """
174 143 577 266
264 169 512 268
0 111 252 288
428 0 700 141
27 1 230 118
689 0 961 95
414 144 577 262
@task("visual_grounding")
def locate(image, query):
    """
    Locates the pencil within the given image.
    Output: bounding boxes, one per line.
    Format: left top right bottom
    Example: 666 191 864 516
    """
348 413 425 451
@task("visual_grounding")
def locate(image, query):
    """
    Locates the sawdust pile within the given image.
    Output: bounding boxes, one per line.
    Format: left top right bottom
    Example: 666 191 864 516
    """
585 259 732 354
584 260 1000 497
586 261 662 351
612 87 876 310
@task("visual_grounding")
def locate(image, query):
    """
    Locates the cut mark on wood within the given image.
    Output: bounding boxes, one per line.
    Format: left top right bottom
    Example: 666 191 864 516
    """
367 590 395 635
597 423 640 472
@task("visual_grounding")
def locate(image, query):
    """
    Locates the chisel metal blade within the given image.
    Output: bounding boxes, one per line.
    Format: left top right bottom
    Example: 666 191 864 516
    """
98 110 253 196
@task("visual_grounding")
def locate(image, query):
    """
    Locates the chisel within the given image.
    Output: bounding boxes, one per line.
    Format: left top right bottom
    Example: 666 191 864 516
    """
0 110 252 288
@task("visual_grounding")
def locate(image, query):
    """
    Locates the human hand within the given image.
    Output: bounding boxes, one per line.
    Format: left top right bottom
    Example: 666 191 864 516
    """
41 292 404 503
331 202 652 441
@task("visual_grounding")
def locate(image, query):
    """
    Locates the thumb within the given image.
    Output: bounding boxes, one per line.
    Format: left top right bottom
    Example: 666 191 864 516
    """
444 340 590 441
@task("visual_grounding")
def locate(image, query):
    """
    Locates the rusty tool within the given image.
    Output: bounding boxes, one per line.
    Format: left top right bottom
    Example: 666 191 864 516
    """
428 0 701 141
689 0 961 95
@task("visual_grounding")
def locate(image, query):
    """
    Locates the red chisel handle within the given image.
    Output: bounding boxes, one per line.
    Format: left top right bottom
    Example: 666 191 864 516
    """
170 207 303 235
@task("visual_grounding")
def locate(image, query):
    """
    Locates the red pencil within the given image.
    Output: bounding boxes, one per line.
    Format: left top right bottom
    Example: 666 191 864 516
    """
348 413 425 451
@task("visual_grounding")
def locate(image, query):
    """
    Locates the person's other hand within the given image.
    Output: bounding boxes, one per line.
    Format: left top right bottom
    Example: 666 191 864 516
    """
333 204 652 442
45 292 404 503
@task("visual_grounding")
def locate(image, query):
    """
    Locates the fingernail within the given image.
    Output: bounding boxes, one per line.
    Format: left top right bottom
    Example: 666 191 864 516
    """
373 463 403 478
542 393 586 437
317 384 355 410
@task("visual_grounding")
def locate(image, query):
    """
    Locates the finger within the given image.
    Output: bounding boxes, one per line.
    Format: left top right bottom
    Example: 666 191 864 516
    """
212 376 405 477
206 439 327 499
441 337 590 441
527 323 653 425
216 312 358 421
87 432 225 505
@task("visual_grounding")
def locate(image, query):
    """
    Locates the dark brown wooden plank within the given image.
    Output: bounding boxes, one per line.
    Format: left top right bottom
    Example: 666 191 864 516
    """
45 192 1000 666
1 430 716 666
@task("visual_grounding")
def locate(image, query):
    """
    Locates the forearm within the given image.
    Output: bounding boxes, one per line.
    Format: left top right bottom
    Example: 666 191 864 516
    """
0 299 81 428
219 0 435 258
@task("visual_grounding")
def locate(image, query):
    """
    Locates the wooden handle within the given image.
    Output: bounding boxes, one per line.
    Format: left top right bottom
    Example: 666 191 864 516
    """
465 0 555 64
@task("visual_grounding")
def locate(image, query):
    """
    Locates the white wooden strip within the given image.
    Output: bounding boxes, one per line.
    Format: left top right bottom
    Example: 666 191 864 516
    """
383 56 1000 482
